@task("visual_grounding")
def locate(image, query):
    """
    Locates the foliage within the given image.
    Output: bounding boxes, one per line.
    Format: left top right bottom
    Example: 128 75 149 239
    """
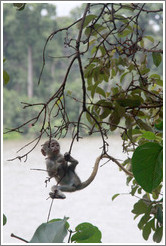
3 59 10 85
30 218 68 243
71 222 102 243
3 214 7 226
132 143 162 193
3 2 163 243
131 196 163 242
11 218 102 243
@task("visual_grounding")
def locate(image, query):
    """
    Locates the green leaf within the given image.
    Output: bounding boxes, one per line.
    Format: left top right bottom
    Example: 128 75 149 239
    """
140 67 150 75
141 131 156 140
3 214 7 226
144 36 154 43
112 193 120 201
155 121 163 131
153 226 163 243
136 118 153 132
121 4 134 11
111 68 116 77
142 220 152 240
120 72 129 83
77 15 97 29
29 217 68 243
132 143 163 193
152 53 162 67
100 108 111 119
13 3 26 11
116 98 141 107
132 199 148 216
157 206 163 225
3 70 10 84
138 206 151 229
48 218 70 229
71 223 102 243
149 74 160 79
118 29 132 37
109 111 120 131
67 90 72 95
96 87 106 98
86 111 94 125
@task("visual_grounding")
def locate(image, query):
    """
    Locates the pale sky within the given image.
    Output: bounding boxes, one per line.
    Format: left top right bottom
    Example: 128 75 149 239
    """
53 1 82 16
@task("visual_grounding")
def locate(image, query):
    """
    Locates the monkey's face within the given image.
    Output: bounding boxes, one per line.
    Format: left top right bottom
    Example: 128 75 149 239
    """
41 139 60 156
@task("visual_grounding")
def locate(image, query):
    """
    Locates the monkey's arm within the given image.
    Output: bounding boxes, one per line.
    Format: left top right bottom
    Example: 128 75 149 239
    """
46 155 67 178
64 152 78 171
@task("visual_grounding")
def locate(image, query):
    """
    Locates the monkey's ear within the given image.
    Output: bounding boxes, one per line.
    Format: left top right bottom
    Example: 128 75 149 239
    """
41 148 46 156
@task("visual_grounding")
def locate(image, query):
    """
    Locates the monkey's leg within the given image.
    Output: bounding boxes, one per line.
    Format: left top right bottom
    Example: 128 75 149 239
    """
50 185 66 199
52 184 76 192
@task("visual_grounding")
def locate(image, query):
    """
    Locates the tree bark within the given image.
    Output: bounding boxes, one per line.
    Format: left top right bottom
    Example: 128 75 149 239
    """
27 46 33 98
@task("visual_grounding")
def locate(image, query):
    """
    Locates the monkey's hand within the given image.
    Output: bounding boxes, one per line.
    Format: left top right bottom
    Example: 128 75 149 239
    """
64 152 70 161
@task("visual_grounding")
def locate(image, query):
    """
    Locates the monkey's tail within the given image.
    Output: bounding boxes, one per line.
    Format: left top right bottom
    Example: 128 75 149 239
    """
77 154 133 191
77 155 103 190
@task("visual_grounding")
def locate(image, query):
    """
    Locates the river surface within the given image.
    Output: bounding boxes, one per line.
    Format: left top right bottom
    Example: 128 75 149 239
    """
3 136 153 244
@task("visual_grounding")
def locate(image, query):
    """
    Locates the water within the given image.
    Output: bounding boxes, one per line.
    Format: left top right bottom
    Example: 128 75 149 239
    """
3 137 153 244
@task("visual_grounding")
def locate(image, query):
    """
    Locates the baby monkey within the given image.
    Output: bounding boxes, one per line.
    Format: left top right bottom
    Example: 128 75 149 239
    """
41 139 101 199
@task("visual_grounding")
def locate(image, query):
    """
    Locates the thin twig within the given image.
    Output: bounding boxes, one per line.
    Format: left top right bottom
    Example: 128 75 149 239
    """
11 233 28 243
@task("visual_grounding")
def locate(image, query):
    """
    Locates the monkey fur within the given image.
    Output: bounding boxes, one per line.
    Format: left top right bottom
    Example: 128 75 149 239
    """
41 139 101 199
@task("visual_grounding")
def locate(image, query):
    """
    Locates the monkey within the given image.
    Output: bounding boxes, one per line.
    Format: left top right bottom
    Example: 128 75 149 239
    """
41 139 101 199
41 139 133 199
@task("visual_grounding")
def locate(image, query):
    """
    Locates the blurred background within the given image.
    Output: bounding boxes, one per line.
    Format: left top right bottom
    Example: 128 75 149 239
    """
3 2 163 139
3 2 163 244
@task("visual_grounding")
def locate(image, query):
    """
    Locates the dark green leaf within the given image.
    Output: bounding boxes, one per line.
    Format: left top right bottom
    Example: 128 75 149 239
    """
140 67 150 75
13 3 26 11
121 4 134 11
131 186 138 196
3 70 10 84
29 218 68 243
96 87 106 98
71 223 102 243
125 115 132 129
109 111 120 131
153 226 163 243
142 220 152 240
132 199 148 216
136 118 153 132
86 112 94 125
112 193 120 201
116 98 141 107
138 206 151 229
152 53 162 67
157 206 163 225
3 214 7 226
155 121 163 131
132 143 163 193
100 108 111 119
